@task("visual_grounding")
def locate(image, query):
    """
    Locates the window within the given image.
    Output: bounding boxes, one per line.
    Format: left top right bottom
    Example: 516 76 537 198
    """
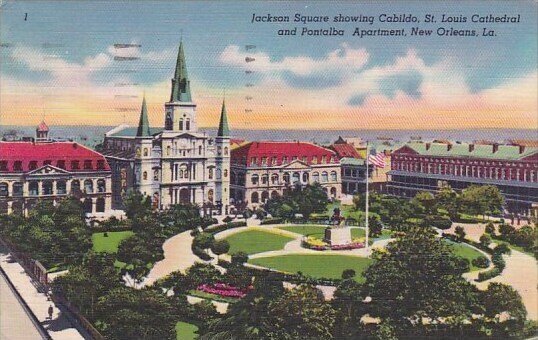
292 172 300 184
154 170 159 181
84 160 93 170
84 180 94 193
302 156 307 163
271 174 279 184
251 174 259 185
224 147 229 156
321 171 328 182
208 168 214 179
224 169 228 177
199 145 202 155
250 157 257 166
167 146 171 156
261 174 268 184
13 161 23 171
302 173 309 182
311 157 318 164
0 182 7 196
217 146 222 156
97 160 105 170
143 171 148 180
57 181 67 194
0 161 7 171
186 119 190 130
57 160 66 169
271 156 277 165
292 156 298 161
251 192 259 203
179 119 184 130
13 182 23 197
261 157 267 166
321 155 327 164
143 148 148 156
29 161 38 170
29 181 38 196
283 173 290 183
282 156 288 164
330 171 337 182
44 160 52 166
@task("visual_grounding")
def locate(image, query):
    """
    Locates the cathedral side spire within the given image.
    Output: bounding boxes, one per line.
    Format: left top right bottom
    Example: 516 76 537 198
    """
217 98 230 137
170 42 192 102
136 95 151 137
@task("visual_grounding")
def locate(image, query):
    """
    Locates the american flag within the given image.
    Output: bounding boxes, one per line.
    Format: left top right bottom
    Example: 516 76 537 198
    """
368 152 385 168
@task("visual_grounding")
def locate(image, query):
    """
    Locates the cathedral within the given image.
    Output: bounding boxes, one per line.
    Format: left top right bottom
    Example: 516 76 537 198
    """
100 42 231 215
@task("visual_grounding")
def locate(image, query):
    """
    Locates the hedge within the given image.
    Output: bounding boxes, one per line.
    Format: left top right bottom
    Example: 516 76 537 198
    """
477 268 501 282
204 221 247 234
260 218 284 225
191 245 212 261
471 256 490 269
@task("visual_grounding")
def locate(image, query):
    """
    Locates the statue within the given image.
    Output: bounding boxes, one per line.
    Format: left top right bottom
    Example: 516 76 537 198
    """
324 207 352 245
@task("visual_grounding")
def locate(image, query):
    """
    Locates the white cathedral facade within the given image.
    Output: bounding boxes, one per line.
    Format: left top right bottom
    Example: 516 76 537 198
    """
100 43 231 215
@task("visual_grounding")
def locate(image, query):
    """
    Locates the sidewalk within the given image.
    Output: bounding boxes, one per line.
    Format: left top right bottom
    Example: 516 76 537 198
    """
0 248 89 339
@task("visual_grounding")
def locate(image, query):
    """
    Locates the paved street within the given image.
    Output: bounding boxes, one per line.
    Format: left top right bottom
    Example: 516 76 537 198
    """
1 270 45 340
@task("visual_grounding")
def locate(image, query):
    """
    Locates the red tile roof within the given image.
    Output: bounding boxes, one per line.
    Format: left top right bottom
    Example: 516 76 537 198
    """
231 141 338 167
0 142 110 173
331 143 362 159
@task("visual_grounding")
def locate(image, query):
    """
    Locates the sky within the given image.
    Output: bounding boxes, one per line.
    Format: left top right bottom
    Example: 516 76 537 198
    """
0 0 537 131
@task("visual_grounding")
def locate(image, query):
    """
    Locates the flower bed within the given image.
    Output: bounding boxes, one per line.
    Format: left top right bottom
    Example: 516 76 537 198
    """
302 236 365 251
196 283 250 298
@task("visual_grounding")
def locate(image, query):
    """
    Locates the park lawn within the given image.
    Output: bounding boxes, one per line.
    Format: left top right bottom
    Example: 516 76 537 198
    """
277 225 391 240
176 321 198 340
444 240 484 271
249 254 373 282
92 231 134 253
224 230 295 255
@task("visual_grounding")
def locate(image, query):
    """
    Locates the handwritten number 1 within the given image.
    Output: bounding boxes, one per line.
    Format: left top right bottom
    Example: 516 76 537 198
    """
24 13 27 21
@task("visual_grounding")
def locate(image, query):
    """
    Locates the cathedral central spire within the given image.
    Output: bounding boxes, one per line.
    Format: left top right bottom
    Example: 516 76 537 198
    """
170 42 192 102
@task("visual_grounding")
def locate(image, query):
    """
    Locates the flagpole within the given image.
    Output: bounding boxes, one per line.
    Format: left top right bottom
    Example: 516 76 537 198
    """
365 141 369 256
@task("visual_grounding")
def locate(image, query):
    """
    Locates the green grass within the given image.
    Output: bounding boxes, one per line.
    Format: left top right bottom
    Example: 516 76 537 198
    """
176 321 198 340
249 254 373 282
92 231 134 253
444 240 485 271
278 225 392 240
224 230 295 255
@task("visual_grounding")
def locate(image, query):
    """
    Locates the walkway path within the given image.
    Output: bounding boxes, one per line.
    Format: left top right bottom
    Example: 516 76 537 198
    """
142 230 201 286
1 269 45 340
0 246 89 339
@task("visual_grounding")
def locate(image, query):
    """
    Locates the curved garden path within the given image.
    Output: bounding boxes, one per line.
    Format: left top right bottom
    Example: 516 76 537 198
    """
142 229 201 287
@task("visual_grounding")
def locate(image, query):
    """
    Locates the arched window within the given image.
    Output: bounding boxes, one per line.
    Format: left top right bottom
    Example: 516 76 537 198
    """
302 173 309 183
292 172 300 184
179 119 184 130
251 192 259 203
12 182 23 197
0 182 8 197
261 174 268 184
313 172 320 183
330 171 337 182
271 174 279 184
208 168 214 179
321 172 328 182
71 180 81 194
29 181 39 196
261 191 269 202
166 146 171 156
186 119 190 130
271 190 279 199
283 173 290 184
251 174 259 185
143 148 148 156
198 145 202 155
42 181 53 195
97 179 106 193
208 189 214 203
96 198 105 213
224 147 229 155
83 199 93 214
143 171 148 180
217 146 222 156
224 169 228 177
84 179 94 193
154 170 159 180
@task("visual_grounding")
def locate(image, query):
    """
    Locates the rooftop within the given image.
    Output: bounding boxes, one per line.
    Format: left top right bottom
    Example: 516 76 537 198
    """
399 142 538 161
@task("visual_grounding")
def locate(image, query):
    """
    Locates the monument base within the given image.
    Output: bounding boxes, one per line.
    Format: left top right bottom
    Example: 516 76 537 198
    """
324 226 352 246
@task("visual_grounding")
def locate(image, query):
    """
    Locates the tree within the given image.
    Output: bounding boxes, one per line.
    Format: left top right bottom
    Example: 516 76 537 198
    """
95 287 177 340
480 283 527 338
485 222 496 235
422 215 452 230
499 223 516 238
185 263 222 288
332 278 367 339
435 186 460 220
412 191 437 215
266 285 337 339
341 269 356 280
264 183 328 220
231 252 248 265
361 227 479 336
368 216 383 237
460 185 504 220
455 225 466 241
122 189 152 220
210 239 230 259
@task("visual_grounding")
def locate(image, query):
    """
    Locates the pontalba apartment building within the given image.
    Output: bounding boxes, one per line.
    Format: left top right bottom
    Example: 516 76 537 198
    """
0 122 112 215
388 141 538 215
100 43 231 214
230 141 341 208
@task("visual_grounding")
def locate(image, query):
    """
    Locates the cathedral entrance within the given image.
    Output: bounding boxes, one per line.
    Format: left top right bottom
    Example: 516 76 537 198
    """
179 188 190 204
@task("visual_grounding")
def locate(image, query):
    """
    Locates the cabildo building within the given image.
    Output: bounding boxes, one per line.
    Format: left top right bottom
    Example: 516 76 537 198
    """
388 141 538 216
99 43 231 214
0 122 112 215
230 141 341 208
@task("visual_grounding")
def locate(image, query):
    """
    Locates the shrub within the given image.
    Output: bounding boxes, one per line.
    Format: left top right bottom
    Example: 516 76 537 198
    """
491 253 505 272
342 269 356 280
210 239 230 257
204 221 247 234
192 245 212 261
479 234 492 247
498 223 516 237
471 255 490 268
485 222 495 235
494 243 511 255
222 216 234 223
260 217 283 225
477 268 501 282
454 226 466 241
231 252 249 265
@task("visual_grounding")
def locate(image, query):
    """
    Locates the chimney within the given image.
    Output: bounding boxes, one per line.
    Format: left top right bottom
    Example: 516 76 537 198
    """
425 142 431 150
447 143 452 151
492 143 499 153
469 144 475 152
519 145 525 154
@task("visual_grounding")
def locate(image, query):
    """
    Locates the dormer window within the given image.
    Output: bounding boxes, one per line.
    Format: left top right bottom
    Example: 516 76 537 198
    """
282 156 288 164
44 160 52 166
250 157 257 166
0 161 7 171
97 160 105 170
84 160 93 170
71 160 80 170
13 161 23 171
57 160 66 169
321 155 327 164
29 161 38 170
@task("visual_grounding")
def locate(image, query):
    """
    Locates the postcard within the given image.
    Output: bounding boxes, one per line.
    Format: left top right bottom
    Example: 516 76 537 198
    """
0 1 536 339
